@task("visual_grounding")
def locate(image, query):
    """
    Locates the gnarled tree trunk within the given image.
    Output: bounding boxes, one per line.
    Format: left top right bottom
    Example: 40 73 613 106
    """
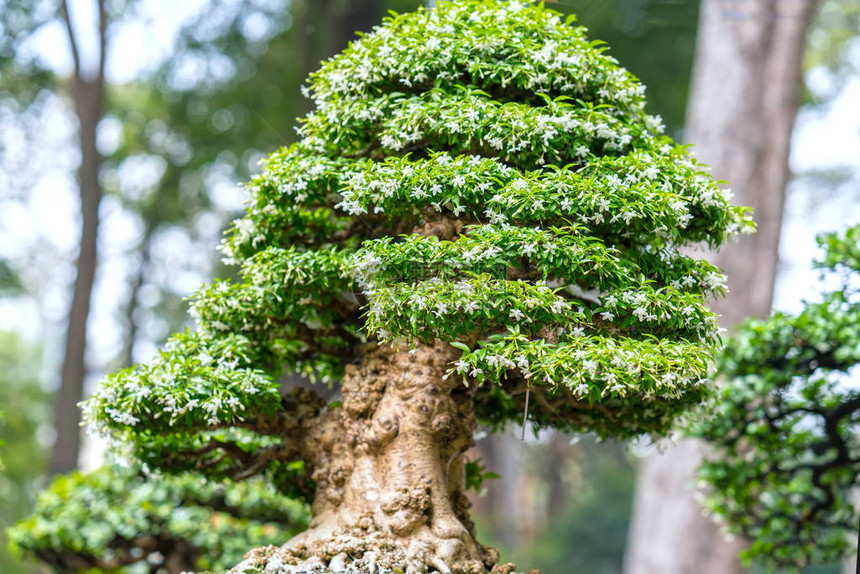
242 342 506 574
624 1 818 572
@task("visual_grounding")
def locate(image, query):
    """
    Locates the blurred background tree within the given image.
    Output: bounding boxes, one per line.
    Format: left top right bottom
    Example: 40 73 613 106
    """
692 225 860 571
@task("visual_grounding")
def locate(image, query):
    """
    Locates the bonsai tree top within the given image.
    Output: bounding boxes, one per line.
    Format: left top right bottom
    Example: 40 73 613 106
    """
84 1 752 572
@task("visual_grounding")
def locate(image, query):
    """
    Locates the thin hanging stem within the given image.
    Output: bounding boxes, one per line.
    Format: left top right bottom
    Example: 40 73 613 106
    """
521 384 530 441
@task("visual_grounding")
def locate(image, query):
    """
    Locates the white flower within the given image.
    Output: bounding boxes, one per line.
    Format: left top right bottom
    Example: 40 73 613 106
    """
596 124 614 139
338 200 365 215
609 382 626 395
380 134 403 150
661 372 678 386
620 209 637 224
464 300 479 314
510 178 529 191
455 359 470 373
508 308 526 321
108 409 139 427
522 243 537 256
705 272 726 290
596 197 611 212
484 210 507 225
599 311 615 321
575 145 589 158
515 355 529 370
451 174 466 187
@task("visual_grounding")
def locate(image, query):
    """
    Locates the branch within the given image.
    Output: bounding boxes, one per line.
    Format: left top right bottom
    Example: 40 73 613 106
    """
59 0 81 75
150 388 327 486
35 533 163 572
97 0 107 81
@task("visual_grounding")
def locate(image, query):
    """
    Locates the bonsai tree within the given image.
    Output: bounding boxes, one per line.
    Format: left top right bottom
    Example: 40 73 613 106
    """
83 1 752 572
8 464 309 573
692 224 860 570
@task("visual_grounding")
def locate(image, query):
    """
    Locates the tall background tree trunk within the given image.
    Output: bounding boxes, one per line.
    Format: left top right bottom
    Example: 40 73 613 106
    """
624 0 819 572
50 0 107 476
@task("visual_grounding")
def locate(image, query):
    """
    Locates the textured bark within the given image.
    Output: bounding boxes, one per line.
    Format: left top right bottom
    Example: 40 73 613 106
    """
624 1 819 572
50 0 107 476
241 342 511 574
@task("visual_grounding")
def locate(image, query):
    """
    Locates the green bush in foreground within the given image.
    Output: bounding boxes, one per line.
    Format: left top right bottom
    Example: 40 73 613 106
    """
73 1 751 572
693 224 860 570
8 464 309 573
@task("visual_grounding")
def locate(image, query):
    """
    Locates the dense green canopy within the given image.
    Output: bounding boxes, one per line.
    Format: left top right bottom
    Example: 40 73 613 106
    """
84 0 751 490
8 464 309 572
692 225 860 569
